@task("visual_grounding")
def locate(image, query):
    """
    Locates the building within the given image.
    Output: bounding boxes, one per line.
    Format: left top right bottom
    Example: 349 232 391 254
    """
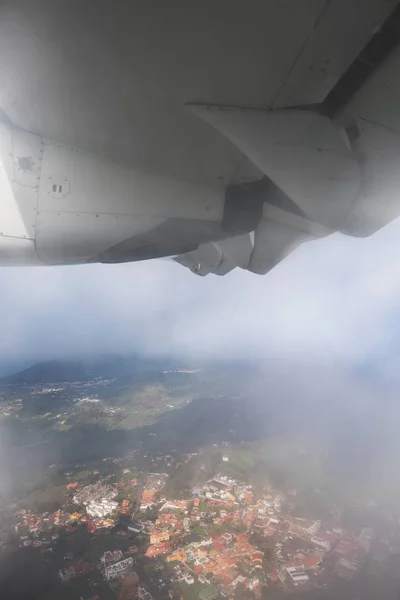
310 536 331 552
150 530 170 544
286 566 309 584
335 557 358 579
145 541 170 558
105 557 133 580
86 498 118 518
59 562 93 582
141 490 157 505
101 551 114 564
70 512 82 521
251 551 263 568
73 481 117 506
59 567 76 582
128 523 143 533
300 554 321 570
213 538 225 552
138 587 154 600
213 534 232 552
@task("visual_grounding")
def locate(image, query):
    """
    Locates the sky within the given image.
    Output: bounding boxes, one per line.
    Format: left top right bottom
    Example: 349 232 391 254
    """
2 219 400 379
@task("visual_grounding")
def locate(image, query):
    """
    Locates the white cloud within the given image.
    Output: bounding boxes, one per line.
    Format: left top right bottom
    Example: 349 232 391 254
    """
1 218 400 371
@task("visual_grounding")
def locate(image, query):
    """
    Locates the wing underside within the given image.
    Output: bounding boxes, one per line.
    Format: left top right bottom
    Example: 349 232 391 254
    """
0 1 400 273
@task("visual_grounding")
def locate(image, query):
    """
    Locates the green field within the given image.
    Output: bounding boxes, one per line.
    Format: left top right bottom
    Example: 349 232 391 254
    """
17 485 67 512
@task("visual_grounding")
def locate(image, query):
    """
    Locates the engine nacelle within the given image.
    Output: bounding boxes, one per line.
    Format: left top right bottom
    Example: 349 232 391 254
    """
0 123 227 266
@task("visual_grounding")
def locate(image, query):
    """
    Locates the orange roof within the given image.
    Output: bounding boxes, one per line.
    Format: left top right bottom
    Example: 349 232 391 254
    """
301 554 322 569
70 512 82 521
66 482 79 489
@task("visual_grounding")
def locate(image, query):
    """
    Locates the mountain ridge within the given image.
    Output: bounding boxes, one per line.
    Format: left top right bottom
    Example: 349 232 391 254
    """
0 355 169 385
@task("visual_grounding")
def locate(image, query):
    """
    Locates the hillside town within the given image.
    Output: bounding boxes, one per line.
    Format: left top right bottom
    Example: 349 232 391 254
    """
0 457 398 600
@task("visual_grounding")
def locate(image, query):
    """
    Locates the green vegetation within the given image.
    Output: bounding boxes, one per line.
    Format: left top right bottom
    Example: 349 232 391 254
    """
178 580 208 600
17 485 67 512
73 470 92 484
191 524 207 536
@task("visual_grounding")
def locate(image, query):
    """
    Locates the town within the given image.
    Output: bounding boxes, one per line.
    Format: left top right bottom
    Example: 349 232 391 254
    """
0 452 399 600
0 359 399 600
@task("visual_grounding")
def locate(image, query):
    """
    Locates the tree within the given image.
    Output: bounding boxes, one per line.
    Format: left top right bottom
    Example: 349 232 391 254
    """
234 582 246 600
232 522 246 534
145 505 159 521
115 492 127 503
263 547 274 563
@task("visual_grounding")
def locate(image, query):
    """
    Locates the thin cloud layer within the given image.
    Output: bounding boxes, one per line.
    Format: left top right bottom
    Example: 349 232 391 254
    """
2 222 400 505
1 219 400 373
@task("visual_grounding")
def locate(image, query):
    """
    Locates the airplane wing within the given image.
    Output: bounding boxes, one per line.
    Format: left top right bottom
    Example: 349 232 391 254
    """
0 0 400 274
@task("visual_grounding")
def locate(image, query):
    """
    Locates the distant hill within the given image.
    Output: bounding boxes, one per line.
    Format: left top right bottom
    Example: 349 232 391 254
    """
0 360 89 384
0 354 188 385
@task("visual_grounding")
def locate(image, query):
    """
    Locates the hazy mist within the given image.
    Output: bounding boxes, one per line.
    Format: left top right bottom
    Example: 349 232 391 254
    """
1 219 400 378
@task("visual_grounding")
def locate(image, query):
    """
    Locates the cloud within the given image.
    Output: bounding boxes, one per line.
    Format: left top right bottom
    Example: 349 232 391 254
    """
1 218 400 373
3 221 400 504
